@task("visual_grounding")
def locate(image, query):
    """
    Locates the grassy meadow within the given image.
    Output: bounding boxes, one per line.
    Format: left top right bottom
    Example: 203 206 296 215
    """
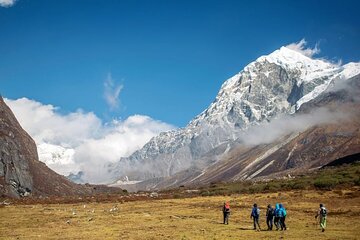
1 189 360 240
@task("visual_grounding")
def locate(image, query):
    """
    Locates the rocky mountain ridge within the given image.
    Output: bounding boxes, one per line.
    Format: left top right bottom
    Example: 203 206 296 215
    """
117 73 360 191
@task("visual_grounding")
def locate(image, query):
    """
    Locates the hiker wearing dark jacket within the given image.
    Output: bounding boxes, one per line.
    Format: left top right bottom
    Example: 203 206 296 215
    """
279 203 287 230
250 203 261 231
315 203 327 232
274 203 281 230
222 202 230 224
266 204 275 230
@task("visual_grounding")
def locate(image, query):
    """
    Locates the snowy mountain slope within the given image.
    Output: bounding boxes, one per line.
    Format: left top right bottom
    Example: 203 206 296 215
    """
195 73 360 185
109 46 360 184
115 73 360 191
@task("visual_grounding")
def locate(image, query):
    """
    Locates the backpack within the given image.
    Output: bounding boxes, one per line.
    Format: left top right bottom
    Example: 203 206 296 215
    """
224 204 230 212
275 208 281 217
320 207 327 217
269 208 275 217
282 208 287 217
252 207 260 217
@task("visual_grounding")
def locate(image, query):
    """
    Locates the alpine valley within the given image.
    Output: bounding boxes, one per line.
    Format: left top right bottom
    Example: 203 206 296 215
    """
21 46 360 191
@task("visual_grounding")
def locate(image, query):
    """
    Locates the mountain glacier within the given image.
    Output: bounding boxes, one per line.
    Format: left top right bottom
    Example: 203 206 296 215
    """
108 46 360 184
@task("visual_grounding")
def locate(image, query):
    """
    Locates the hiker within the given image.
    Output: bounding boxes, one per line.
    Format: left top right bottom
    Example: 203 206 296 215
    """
274 203 281 230
222 202 230 224
315 203 327 232
279 203 287 230
250 203 261 231
266 204 275 230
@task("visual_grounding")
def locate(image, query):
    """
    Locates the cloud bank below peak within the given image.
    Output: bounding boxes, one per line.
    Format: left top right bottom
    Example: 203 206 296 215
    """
5 97 175 183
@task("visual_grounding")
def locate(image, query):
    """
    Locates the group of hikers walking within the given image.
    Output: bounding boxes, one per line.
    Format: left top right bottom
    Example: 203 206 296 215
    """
222 202 327 232
250 203 287 231
264 203 287 231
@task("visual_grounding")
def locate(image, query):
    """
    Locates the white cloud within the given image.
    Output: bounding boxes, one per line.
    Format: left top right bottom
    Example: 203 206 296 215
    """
239 107 351 146
0 0 17 7
286 39 320 58
103 73 123 111
5 98 175 183
5 98 102 146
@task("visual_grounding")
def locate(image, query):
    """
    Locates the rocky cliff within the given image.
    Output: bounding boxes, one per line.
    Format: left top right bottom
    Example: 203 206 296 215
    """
0 96 34 197
0 96 108 198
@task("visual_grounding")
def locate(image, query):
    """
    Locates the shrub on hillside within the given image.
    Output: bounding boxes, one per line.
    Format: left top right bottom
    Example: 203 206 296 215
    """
314 177 339 190
266 182 281 192
289 180 308 190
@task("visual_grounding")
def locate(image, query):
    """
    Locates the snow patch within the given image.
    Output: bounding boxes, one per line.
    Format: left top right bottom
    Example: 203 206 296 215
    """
249 160 275 178
108 176 142 186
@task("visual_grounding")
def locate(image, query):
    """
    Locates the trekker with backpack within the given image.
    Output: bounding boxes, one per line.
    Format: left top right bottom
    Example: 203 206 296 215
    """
315 203 327 232
222 202 230 224
250 203 261 231
274 203 281 230
279 203 287 230
266 204 275 230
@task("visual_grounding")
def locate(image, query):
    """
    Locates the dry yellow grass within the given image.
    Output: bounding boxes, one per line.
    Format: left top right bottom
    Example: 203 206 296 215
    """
1 189 360 239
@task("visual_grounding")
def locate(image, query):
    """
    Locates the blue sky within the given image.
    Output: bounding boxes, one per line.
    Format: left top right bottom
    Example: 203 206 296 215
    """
1 0 360 127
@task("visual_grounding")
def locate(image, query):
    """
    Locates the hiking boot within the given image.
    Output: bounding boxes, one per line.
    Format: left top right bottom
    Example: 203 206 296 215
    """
322 229 325 232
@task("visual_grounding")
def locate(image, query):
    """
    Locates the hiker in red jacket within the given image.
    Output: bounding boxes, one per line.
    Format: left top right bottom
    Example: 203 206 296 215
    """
222 202 230 224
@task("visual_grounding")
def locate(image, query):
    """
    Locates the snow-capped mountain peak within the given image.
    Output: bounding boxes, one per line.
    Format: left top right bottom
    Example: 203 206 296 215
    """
260 46 331 69
109 46 360 185
223 46 337 92
216 46 360 113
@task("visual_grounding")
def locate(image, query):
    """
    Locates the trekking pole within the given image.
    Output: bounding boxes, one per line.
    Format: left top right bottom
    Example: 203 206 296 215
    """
314 215 319 231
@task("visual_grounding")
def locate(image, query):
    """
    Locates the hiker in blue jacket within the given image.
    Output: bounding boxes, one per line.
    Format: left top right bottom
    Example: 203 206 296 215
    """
250 203 261 231
274 203 281 230
279 203 287 230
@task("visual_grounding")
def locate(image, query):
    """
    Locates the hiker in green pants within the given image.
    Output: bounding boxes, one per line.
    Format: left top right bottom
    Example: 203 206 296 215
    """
315 203 327 232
